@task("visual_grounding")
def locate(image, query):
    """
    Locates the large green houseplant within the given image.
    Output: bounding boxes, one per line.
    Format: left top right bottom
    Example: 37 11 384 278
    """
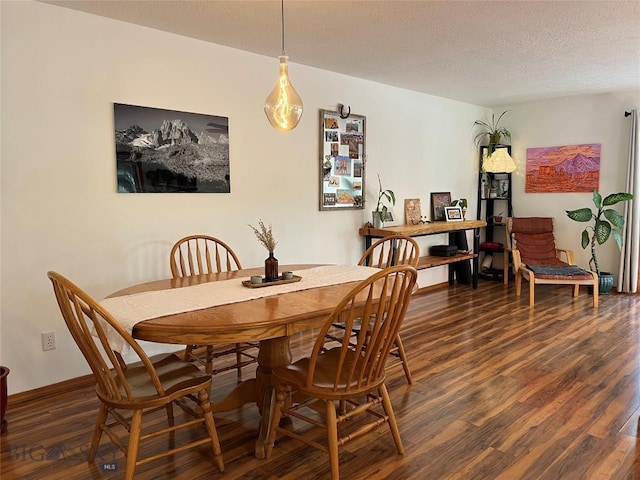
565 190 633 282
473 110 512 155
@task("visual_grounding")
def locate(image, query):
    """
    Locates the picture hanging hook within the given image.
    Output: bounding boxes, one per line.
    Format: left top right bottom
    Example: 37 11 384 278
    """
338 104 351 119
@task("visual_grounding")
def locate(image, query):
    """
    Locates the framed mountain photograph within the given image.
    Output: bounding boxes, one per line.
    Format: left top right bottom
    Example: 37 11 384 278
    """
114 103 230 193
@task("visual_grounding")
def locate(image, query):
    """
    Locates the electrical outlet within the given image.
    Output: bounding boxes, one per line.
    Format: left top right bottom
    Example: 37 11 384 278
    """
42 331 56 351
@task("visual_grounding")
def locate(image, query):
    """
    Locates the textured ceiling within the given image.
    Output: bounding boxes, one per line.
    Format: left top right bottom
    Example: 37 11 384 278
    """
42 0 640 106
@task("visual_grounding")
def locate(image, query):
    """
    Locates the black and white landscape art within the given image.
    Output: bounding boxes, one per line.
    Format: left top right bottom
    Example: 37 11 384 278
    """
115 103 230 193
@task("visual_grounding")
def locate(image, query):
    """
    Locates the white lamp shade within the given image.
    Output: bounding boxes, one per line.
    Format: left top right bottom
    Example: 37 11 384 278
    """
264 55 303 131
483 148 516 173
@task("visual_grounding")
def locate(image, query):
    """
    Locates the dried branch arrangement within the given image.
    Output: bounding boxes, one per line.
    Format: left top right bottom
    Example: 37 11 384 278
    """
248 220 277 252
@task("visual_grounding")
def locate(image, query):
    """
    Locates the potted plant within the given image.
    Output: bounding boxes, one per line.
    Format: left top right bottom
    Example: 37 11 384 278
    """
473 110 512 155
566 189 633 293
451 198 468 220
373 174 395 228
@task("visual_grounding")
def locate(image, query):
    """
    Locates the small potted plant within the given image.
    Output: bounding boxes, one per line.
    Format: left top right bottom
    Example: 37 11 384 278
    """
566 189 633 293
473 110 512 155
451 198 468 220
373 174 395 228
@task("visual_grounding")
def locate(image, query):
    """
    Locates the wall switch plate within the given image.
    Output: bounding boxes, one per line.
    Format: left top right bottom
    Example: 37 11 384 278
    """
42 331 56 351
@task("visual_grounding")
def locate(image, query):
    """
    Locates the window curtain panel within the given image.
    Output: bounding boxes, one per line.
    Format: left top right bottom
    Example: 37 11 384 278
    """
618 110 640 293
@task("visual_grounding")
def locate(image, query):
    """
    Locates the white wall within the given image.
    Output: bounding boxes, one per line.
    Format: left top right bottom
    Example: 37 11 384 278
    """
495 92 640 275
1 2 486 394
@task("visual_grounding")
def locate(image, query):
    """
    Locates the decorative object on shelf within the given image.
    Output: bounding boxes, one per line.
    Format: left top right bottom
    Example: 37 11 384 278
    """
444 206 464 222
483 147 517 173
526 143 600 193
319 110 365 211
248 220 279 282
451 198 468 220
264 0 303 131
566 189 633 292
404 198 422 225
430 192 451 221
373 174 395 228
473 110 512 155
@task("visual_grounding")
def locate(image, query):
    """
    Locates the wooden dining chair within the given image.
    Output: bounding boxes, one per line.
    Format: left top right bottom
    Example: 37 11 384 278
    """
328 235 420 384
170 234 257 377
265 265 418 480
507 217 599 307
47 271 224 480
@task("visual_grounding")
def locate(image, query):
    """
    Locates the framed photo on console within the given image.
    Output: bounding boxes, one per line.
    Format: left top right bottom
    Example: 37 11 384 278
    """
430 192 451 221
444 206 464 222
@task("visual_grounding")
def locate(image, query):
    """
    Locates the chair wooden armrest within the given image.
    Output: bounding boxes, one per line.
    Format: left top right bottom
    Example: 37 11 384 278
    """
555 248 576 264
503 247 513 286
511 248 522 270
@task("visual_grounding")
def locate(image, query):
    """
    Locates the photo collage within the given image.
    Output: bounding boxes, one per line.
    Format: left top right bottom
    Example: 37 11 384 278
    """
319 110 365 211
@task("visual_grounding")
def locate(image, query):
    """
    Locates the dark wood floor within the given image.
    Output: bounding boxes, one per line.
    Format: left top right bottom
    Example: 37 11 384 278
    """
2 280 640 479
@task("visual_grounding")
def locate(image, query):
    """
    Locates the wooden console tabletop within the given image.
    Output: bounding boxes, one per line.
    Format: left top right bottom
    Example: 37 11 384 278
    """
359 219 487 288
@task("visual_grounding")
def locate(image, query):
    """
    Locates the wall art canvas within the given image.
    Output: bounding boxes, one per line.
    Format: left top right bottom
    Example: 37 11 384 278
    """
525 143 600 193
115 103 230 193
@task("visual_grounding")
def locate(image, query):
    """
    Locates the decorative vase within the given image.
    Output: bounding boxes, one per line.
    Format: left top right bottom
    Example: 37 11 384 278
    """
462 207 467 220
372 211 383 229
0 366 9 434
265 252 279 282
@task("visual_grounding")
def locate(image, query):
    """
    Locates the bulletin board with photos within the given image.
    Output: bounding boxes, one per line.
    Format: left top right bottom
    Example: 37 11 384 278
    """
319 109 366 211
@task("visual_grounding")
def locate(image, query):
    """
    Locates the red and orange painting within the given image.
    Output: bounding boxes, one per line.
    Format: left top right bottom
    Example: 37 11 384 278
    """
525 143 600 193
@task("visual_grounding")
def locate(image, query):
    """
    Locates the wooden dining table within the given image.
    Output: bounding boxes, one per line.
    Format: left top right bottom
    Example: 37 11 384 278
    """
106 264 378 458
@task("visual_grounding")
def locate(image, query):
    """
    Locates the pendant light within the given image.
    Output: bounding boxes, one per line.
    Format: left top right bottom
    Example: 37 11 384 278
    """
264 0 303 131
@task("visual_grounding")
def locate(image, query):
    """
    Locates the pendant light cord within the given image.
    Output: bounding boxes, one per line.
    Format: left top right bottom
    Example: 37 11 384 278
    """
281 0 285 55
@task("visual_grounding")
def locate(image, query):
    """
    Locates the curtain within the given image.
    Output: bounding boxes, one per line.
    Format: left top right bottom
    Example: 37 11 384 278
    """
618 110 640 293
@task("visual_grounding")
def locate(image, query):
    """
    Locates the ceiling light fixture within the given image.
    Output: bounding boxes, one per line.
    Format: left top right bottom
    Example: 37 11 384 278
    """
483 147 517 173
264 0 303 131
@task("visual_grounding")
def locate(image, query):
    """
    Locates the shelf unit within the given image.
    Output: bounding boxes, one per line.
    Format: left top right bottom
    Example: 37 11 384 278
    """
358 220 486 289
476 145 513 281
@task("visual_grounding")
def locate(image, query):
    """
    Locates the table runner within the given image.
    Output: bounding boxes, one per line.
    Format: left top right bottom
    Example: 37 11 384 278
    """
100 265 379 353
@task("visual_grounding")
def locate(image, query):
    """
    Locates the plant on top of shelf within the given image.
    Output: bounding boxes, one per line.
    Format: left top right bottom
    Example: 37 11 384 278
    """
374 174 396 223
473 110 512 154
451 198 468 209
565 189 633 275
451 198 468 220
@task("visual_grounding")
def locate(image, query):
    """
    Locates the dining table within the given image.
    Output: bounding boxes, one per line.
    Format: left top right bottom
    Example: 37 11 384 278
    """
104 263 382 458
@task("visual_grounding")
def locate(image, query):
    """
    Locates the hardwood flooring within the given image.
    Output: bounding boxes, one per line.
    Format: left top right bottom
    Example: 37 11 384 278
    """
2 280 640 479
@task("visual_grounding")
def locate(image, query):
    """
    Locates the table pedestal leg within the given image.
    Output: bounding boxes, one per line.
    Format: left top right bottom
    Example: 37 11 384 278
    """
254 336 292 459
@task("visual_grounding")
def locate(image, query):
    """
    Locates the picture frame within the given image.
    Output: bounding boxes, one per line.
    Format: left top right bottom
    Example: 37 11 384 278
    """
430 192 451 221
497 179 509 198
114 103 230 193
444 206 464 222
404 198 422 225
319 109 365 211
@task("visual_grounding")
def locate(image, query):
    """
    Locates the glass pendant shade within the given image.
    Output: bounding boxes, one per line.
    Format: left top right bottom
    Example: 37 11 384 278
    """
264 55 303 131
483 148 517 173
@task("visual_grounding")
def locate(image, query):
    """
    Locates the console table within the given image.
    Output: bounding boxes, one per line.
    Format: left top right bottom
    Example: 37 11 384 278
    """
358 219 486 288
